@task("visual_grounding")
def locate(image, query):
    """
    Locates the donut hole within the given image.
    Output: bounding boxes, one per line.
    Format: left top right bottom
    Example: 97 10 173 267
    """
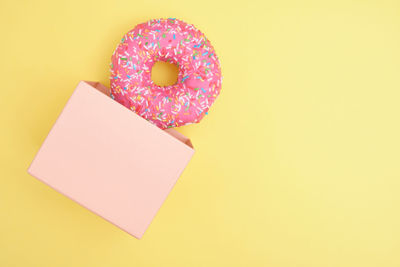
151 61 179 86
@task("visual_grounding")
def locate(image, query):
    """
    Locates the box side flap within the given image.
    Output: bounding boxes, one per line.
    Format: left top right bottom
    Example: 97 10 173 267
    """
164 129 194 149
84 81 110 95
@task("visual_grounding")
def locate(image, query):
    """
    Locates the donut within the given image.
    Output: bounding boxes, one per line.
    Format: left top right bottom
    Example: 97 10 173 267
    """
110 18 222 129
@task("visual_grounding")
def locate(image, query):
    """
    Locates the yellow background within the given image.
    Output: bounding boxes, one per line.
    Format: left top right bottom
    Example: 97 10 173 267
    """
1 0 400 266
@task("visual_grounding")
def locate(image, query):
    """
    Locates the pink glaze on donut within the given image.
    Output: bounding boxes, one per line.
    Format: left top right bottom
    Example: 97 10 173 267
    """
110 18 222 129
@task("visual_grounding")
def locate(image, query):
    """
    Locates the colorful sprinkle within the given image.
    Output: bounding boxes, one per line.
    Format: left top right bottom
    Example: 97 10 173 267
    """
181 75 189 82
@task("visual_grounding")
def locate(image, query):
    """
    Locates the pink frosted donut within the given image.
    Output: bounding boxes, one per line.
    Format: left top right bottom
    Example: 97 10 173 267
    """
110 18 222 129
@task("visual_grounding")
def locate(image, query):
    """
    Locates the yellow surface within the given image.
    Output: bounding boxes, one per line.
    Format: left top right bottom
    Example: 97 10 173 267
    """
1 0 400 266
151 61 180 86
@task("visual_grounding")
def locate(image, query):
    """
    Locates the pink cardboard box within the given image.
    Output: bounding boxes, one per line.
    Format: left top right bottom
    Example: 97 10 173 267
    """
28 81 194 239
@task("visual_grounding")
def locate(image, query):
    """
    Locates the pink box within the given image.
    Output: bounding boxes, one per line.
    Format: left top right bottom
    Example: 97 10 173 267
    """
28 81 194 239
